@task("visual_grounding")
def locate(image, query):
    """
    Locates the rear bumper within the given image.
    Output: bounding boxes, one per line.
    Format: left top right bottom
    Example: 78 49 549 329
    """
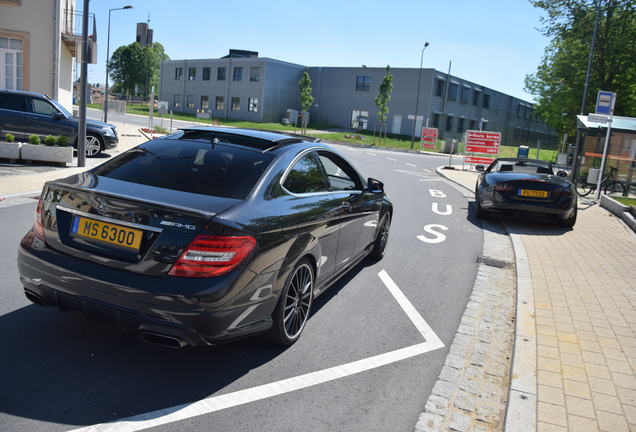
481 198 576 218
17 235 276 346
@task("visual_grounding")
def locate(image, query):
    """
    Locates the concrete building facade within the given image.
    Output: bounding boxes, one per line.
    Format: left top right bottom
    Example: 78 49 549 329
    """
310 67 557 147
159 51 557 147
0 0 79 110
159 53 305 123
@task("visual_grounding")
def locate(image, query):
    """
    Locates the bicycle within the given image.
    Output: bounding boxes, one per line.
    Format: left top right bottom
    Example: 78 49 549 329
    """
576 166 627 197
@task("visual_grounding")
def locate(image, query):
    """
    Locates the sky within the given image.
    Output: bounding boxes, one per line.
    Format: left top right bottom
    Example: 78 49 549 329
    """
86 0 551 102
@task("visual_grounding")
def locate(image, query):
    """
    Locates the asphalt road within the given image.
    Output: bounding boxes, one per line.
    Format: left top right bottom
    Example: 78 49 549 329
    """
88 107 209 131
0 144 482 432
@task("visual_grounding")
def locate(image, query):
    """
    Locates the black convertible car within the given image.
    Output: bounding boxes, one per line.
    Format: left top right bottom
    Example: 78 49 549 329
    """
474 158 577 227
17 127 392 348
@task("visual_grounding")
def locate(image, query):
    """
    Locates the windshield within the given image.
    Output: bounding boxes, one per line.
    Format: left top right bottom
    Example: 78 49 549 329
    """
49 98 72 117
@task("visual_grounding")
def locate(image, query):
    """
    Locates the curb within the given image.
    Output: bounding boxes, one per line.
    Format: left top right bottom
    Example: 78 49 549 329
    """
599 195 636 233
433 166 537 432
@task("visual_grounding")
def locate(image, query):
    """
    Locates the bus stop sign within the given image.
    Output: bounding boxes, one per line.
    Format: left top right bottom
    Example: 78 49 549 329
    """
595 90 616 115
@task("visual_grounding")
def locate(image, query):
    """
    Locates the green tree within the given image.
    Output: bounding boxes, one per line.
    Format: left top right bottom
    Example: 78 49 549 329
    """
525 0 636 135
298 69 314 134
374 65 394 142
108 42 169 97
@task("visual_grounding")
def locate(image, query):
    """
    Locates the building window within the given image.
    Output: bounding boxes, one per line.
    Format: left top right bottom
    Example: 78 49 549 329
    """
175 67 183 80
445 115 453 131
432 113 440 128
448 83 458 101
458 118 466 133
248 97 258 112
200 95 209 110
472 89 480 106
355 75 370 91
460 86 470 104
202 67 211 81
517 104 523 118
482 94 490 109
186 95 194 109
217 67 226 81
250 67 260 82
233 67 242 81
469 119 477 130
351 110 369 129
188 67 196 80
173 94 181 108
215 96 224 110
231 97 240 111
0 37 23 90
435 78 445 97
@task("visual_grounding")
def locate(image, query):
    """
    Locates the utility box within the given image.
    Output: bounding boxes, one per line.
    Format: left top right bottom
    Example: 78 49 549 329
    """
440 139 457 154
587 168 600 184
517 145 529 158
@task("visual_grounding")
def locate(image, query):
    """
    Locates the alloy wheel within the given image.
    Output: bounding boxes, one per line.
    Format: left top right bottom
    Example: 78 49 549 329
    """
283 263 313 339
85 135 101 157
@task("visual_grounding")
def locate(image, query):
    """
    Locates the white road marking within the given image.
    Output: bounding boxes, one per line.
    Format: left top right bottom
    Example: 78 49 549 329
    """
429 189 447 198
418 179 442 182
432 203 453 215
366 152 377 156
378 270 444 346
416 224 448 244
386 157 397 161
422 168 432 173
405 162 416 167
393 169 432 179
69 272 443 432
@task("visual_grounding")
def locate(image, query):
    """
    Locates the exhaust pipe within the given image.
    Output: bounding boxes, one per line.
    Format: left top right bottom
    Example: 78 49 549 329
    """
140 331 188 349
24 290 47 307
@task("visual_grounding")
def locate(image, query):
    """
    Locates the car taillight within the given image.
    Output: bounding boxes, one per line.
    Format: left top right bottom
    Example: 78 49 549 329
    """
168 235 257 277
493 183 513 192
551 187 572 198
34 195 46 241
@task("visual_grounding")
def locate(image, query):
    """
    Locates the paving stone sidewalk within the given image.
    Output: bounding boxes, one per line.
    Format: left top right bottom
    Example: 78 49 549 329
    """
439 166 636 432
0 121 145 197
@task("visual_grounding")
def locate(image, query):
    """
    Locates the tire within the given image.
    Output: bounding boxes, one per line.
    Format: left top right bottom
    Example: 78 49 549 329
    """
559 207 577 228
575 181 593 197
268 258 314 346
368 214 390 260
604 181 626 197
85 133 103 157
474 187 487 219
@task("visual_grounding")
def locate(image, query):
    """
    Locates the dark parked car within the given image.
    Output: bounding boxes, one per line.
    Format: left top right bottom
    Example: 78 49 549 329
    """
474 158 577 227
17 127 392 347
0 89 118 157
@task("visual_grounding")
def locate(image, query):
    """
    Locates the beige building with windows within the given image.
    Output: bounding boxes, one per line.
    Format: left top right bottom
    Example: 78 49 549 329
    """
0 0 81 110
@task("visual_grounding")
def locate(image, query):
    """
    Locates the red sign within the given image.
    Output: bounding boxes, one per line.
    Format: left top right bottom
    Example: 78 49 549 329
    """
465 130 501 154
466 145 499 154
465 156 495 165
420 127 438 149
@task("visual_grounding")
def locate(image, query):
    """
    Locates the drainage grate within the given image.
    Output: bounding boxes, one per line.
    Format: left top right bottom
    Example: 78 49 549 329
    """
476 256 511 268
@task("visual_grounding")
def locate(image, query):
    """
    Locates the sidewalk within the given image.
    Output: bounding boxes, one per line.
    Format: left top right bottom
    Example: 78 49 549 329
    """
439 166 636 431
0 121 145 197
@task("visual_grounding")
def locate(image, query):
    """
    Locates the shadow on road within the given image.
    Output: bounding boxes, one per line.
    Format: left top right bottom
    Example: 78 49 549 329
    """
0 258 372 427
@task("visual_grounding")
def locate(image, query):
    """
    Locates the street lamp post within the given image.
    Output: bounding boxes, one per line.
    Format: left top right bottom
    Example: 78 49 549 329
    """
410 42 430 150
103 5 133 123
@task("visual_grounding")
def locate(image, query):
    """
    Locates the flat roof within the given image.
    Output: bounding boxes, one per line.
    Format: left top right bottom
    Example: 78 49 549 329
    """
577 115 636 132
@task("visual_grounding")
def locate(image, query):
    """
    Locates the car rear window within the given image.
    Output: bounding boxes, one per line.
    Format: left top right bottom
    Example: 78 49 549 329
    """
93 138 275 199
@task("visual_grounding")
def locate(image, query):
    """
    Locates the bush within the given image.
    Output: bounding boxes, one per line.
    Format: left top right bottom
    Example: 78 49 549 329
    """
28 134 41 145
56 135 69 147
44 135 57 146
154 125 169 134
4 133 15 143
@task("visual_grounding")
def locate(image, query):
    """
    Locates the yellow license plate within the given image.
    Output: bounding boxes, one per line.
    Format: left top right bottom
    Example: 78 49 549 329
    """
72 216 142 251
519 189 548 198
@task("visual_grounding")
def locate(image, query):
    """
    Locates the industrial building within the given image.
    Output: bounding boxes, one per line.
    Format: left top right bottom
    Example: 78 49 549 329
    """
159 50 557 146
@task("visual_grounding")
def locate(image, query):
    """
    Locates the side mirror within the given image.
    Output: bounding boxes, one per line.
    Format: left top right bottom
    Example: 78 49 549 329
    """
475 165 485 172
367 177 384 194
52 112 65 120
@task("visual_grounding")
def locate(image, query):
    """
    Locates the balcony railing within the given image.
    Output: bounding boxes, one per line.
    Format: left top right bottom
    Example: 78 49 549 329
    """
62 9 95 55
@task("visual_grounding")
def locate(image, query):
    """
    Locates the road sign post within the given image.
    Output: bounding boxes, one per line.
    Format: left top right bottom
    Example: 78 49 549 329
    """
594 91 617 201
464 130 501 169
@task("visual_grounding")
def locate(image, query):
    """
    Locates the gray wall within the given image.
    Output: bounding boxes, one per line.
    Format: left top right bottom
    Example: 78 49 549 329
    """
159 58 303 123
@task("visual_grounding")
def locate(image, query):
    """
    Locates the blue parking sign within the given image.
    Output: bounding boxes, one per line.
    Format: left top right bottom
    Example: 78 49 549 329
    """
595 90 616 115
